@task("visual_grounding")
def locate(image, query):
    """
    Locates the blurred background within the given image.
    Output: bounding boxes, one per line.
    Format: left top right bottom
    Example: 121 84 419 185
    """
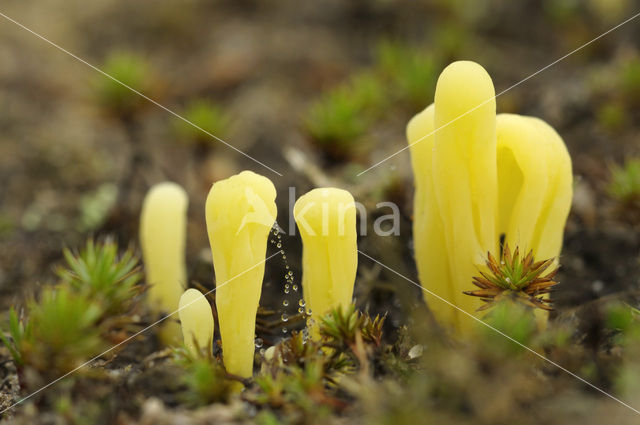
0 0 638 326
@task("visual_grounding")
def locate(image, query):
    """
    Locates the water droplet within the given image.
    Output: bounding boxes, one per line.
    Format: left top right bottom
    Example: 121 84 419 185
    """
282 255 286 260
277 243 282 248
280 250 284 254
259 348 265 356
292 285 298 291
298 307 305 314
285 288 290 294
281 313 289 322
283 300 289 307
255 338 263 348
306 308 312 315
285 265 290 270
282 327 287 334
298 299 306 307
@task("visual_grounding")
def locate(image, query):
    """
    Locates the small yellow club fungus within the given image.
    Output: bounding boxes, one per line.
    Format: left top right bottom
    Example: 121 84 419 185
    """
294 188 357 331
205 171 277 378
178 288 214 355
140 182 189 342
407 61 572 331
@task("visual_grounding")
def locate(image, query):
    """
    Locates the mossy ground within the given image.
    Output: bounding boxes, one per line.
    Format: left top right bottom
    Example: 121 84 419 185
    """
0 1 639 424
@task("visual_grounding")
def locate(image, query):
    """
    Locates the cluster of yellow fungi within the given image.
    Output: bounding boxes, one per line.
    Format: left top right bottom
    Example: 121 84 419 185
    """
138 60 572 380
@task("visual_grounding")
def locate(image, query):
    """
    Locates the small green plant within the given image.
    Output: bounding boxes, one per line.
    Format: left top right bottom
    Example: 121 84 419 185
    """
252 360 335 421
174 99 230 146
608 157 640 205
596 101 626 132
464 244 558 311
304 83 371 160
320 304 385 348
620 57 640 102
375 40 439 108
172 348 235 406
0 308 31 367
1 239 144 385
93 51 152 117
57 239 143 317
2 287 105 376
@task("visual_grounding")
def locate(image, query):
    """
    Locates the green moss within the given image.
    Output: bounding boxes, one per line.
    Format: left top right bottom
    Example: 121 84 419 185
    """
174 99 230 146
13 287 105 374
620 58 640 101
479 295 538 354
304 85 370 159
596 101 626 131
93 51 152 116
1 239 144 382
57 239 143 317
375 40 439 109
608 157 640 203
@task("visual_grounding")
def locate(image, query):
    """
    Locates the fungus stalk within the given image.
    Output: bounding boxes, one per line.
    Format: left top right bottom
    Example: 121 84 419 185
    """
205 171 277 379
407 61 572 331
179 288 214 356
140 182 189 343
294 188 357 334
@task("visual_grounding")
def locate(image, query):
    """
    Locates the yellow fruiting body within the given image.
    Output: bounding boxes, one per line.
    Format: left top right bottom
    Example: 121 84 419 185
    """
407 61 572 331
294 188 358 331
205 171 277 378
140 182 189 342
179 288 214 355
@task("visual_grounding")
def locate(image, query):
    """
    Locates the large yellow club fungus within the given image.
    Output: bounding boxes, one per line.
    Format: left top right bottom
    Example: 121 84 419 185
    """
179 288 214 355
140 182 189 343
407 61 572 331
294 188 358 332
205 171 277 378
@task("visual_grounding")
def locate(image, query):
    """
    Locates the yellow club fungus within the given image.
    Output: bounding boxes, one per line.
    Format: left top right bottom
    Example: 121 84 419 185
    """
407 61 572 332
140 182 189 343
178 288 214 355
294 188 358 333
205 171 277 378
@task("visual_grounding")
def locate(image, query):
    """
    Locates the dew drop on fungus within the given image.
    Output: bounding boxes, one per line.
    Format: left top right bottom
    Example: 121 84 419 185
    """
283 300 289 307
298 307 305 314
277 243 282 248
281 313 289 322
282 327 287 334
298 299 305 307
292 285 298 291
255 338 263 348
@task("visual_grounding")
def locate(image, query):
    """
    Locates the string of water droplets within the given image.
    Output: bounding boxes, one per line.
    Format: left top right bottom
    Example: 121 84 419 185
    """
256 224 312 354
